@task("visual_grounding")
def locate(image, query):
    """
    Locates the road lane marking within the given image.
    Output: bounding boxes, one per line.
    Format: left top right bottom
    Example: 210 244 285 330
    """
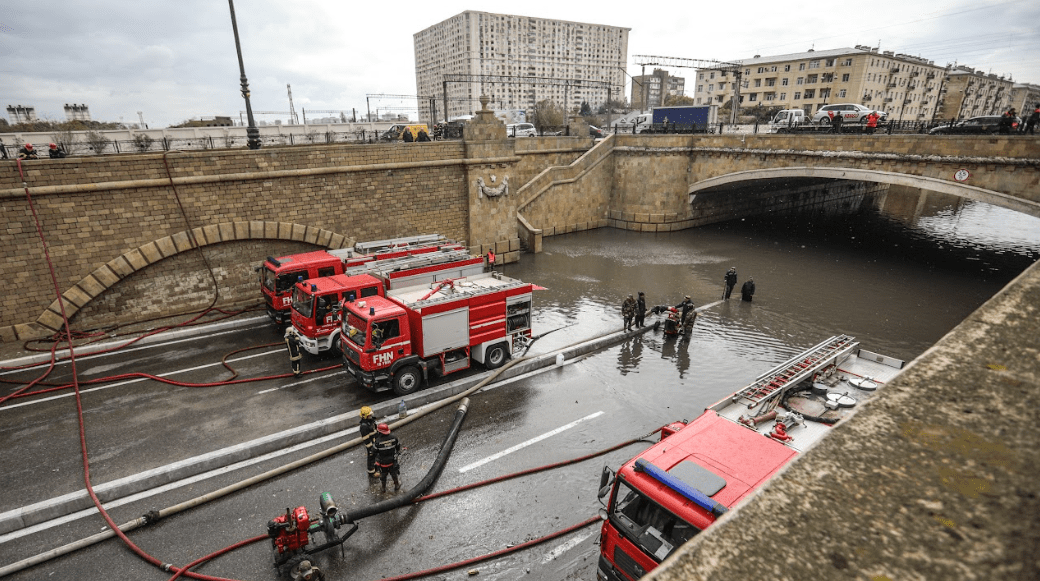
542 529 597 564
458 411 605 473
257 371 346 394
0 349 283 412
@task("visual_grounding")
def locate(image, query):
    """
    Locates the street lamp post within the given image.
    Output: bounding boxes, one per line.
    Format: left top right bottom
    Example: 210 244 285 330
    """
228 0 260 149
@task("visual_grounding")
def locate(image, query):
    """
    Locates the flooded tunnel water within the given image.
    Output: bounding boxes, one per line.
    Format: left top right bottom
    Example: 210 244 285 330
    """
505 188 1040 416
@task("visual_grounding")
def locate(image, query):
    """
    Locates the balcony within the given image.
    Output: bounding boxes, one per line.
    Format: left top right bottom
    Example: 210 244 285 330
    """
887 82 898 88
890 67 901 73
883 97 894 103
924 87 933 92
926 72 936 79
910 71 919 77
903 99 913 104
863 95 872 102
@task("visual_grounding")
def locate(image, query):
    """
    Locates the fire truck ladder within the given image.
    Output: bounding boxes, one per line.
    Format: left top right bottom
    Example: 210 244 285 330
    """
344 249 473 276
353 234 447 255
731 335 858 409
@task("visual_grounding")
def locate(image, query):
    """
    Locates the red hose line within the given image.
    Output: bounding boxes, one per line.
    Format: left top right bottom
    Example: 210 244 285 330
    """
414 435 653 504
0 362 342 403
165 535 268 581
376 516 602 581
17 158 251 581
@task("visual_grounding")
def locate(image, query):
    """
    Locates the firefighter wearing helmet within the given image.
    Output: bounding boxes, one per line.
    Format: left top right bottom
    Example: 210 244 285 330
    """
48 143 66 159
18 143 38 160
359 406 379 478
372 423 401 492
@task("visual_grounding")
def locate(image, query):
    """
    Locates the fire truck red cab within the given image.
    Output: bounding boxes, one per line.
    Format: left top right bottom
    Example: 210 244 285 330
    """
290 274 384 355
596 412 795 581
261 250 346 325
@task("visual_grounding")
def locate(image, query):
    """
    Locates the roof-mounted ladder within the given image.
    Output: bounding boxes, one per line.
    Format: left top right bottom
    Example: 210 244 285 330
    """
731 335 858 408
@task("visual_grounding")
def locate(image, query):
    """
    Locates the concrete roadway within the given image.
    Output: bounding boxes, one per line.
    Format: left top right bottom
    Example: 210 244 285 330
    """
0 313 714 581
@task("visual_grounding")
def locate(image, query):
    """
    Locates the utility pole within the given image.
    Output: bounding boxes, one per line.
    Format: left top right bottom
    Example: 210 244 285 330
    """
228 0 260 149
641 64 647 112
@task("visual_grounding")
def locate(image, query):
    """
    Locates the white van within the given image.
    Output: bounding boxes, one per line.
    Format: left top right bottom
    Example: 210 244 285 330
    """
769 109 807 132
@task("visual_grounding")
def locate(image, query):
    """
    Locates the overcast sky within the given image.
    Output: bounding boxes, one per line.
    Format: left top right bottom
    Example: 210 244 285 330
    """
2 0 1037 128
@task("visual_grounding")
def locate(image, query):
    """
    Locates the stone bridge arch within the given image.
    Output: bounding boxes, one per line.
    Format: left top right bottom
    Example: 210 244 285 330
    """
688 166 1040 219
18 221 352 341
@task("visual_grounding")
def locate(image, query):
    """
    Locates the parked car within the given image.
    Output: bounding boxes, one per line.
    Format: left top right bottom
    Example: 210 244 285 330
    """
589 125 604 138
928 115 1021 135
811 104 887 125
506 122 536 137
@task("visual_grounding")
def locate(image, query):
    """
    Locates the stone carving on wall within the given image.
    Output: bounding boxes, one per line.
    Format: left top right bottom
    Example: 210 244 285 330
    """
477 174 509 199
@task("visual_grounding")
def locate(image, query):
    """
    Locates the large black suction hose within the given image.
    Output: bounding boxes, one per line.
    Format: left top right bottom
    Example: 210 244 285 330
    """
344 397 469 526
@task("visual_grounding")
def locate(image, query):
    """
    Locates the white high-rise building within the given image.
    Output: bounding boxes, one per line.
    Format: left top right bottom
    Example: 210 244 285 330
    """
414 11 629 125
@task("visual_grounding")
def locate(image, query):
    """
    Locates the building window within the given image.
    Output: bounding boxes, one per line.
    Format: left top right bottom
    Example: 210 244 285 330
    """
799 63 806 71
744 69 750 75
766 78 775 86
794 91 801 99
748 93 757 102
804 89 815 98
708 84 713 91
825 59 835 66
784 64 791 72
796 77 804 85
782 78 789 86
771 66 777 72
809 60 819 69
843 58 853 66
697 85 703 92
807 74 818 84
709 72 715 79
780 92 787 100
754 79 761 87
842 73 850 82
765 93 775 101
838 89 847 98
757 67 765 73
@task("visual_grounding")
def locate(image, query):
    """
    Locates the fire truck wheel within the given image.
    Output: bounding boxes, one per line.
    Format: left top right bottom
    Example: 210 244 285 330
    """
331 334 341 355
393 366 422 395
484 343 508 370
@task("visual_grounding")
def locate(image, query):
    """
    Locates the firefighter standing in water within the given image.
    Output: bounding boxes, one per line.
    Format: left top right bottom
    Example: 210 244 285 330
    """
359 406 379 478
723 267 738 299
621 294 637 331
284 327 303 377
486 248 496 272
373 423 402 492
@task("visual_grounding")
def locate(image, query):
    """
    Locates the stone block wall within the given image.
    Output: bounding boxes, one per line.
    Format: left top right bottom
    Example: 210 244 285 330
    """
0 144 470 340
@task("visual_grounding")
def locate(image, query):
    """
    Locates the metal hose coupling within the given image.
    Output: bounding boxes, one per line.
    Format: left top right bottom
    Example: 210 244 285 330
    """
458 397 470 414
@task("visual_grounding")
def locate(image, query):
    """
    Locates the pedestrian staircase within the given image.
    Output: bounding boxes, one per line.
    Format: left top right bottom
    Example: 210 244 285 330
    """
731 335 858 408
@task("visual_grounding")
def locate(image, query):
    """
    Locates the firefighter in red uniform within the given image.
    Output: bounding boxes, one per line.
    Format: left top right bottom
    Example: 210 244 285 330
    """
359 406 379 478
372 423 401 492
487 249 496 272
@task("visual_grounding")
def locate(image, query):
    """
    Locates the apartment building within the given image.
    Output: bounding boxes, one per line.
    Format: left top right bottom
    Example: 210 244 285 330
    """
630 68 686 110
414 11 629 126
692 46 947 121
935 67 1018 120
1010 83 1040 115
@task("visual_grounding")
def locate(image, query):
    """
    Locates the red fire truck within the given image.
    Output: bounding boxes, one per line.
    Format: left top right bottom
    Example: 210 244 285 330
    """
259 234 460 325
596 335 904 581
340 273 542 395
289 250 485 355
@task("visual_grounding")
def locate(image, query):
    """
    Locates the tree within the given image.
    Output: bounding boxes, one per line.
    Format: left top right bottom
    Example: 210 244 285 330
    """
579 101 593 117
597 98 630 115
132 134 155 152
663 94 696 106
85 130 111 154
531 99 564 132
